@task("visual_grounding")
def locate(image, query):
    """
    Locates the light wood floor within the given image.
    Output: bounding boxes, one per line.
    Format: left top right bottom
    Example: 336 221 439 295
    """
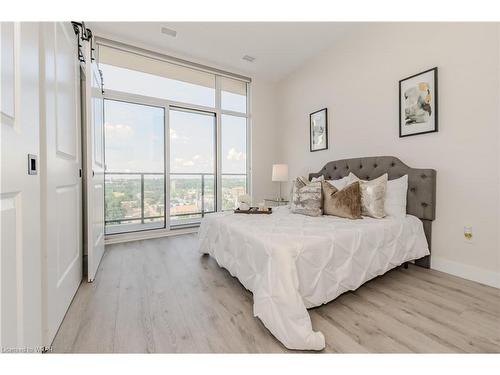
51 234 500 353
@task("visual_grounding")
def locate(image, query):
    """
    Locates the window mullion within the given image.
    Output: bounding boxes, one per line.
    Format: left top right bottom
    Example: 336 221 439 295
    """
215 76 222 212
246 82 251 203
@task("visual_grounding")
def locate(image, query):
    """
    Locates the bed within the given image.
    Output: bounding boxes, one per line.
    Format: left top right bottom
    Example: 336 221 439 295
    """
199 156 436 350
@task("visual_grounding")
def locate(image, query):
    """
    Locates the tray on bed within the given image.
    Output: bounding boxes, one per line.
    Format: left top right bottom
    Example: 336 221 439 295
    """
234 207 272 214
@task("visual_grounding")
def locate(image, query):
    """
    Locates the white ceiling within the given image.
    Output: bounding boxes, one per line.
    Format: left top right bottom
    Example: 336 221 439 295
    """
87 22 357 82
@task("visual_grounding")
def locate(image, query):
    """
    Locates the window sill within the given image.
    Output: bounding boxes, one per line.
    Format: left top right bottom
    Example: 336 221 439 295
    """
104 225 199 245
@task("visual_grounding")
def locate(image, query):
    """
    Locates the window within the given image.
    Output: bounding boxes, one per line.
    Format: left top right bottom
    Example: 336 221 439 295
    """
104 100 165 234
221 115 247 210
169 108 216 226
220 76 247 113
100 42 249 235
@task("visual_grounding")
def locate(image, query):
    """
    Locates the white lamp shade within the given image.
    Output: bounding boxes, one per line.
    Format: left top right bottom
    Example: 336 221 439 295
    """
272 164 289 182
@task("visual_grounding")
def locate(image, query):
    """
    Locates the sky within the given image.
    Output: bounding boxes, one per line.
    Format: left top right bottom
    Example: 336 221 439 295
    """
104 101 247 175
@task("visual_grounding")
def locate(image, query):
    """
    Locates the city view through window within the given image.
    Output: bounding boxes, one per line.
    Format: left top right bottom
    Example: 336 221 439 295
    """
169 108 217 225
104 100 166 234
104 100 247 234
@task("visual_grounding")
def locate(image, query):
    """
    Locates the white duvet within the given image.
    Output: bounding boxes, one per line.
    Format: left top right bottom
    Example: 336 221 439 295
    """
198 206 429 350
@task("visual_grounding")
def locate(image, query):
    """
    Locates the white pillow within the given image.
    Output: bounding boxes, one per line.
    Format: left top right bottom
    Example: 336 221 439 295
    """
326 175 351 190
385 175 408 218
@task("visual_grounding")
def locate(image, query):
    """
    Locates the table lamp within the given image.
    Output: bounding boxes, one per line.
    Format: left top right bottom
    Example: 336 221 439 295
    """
272 164 288 201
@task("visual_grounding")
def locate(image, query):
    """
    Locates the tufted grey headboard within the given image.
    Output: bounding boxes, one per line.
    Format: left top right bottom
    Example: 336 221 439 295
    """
309 156 436 268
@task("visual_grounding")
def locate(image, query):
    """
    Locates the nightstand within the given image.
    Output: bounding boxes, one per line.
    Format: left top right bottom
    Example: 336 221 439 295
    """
264 198 289 207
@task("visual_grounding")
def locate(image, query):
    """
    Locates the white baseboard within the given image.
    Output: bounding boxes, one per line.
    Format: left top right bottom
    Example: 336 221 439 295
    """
431 257 500 289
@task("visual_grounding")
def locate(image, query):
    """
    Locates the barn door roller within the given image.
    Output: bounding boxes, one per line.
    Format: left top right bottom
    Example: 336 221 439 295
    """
71 21 95 63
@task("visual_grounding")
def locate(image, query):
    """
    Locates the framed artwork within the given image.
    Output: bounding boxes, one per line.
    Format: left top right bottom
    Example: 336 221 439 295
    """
310 108 328 152
399 67 438 137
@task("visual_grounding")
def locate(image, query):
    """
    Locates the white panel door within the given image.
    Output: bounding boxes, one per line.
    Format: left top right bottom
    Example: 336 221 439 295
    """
0 22 42 349
86 48 105 282
41 22 82 345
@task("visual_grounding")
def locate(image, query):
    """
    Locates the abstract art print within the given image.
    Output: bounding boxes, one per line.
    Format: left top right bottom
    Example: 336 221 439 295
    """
310 108 328 152
399 67 438 137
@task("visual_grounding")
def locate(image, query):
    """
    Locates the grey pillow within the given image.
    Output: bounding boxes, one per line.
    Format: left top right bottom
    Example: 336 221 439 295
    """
348 173 387 219
322 181 362 219
290 177 322 217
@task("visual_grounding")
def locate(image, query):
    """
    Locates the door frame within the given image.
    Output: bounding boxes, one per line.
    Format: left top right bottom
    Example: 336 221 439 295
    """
80 62 88 276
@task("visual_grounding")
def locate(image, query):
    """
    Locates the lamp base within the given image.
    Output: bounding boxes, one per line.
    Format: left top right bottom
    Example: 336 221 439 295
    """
276 182 284 201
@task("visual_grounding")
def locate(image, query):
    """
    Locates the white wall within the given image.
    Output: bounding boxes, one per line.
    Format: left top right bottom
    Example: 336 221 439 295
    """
276 23 500 286
250 79 280 204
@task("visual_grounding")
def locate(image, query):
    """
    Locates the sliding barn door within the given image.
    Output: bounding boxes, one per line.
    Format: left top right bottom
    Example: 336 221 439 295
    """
85 46 105 282
1 22 43 349
41 22 83 345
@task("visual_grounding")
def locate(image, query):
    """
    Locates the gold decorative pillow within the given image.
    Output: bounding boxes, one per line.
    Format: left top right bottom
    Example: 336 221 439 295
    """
348 173 388 219
322 181 362 219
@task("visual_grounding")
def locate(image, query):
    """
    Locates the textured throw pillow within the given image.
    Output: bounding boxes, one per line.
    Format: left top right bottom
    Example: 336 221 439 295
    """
289 176 306 203
326 175 351 190
348 173 388 219
322 181 362 219
385 174 408 218
310 175 325 183
290 177 322 217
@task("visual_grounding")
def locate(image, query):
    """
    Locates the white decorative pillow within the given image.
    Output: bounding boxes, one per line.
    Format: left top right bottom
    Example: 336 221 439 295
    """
348 173 387 219
326 175 351 190
385 175 408 218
